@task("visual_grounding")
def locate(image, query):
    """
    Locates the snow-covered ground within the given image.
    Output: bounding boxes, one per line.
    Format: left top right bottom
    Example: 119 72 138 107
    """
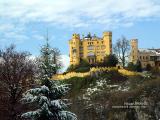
82 78 130 101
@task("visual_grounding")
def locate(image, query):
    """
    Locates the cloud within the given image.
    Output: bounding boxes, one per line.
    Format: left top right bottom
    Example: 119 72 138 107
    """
0 23 15 31
0 21 28 44
0 0 159 71
60 54 70 73
0 0 160 28
0 0 160 49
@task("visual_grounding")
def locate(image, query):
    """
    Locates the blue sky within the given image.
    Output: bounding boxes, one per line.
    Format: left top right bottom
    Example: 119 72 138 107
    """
0 0 160 71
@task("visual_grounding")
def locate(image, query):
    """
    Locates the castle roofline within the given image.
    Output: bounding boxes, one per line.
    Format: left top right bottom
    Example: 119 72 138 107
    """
139 48 154 52
138 48 160 55
71 31 112 41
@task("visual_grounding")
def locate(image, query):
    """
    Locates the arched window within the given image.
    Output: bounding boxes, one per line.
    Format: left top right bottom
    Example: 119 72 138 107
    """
87 52 94 56
88 45 94 50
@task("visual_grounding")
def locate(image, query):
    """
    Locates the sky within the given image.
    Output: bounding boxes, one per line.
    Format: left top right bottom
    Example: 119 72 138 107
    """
0 0 160 71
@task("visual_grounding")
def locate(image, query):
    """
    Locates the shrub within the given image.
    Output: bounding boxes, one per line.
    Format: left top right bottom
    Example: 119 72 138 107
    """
135 60 142 72
104 54 118 67
96 54 118 67
127 61 142 72
151 67 160 75
145 64 152 71
66 64 77 72
75 66 90 72
67 59 91 73
127 62 137 71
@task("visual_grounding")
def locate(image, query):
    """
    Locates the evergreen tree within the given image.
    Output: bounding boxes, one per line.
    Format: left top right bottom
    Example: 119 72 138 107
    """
51 47 62 74
21 40 77 120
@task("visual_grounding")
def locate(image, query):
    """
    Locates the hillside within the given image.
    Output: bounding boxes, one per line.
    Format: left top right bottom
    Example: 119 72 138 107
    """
61 68 160 120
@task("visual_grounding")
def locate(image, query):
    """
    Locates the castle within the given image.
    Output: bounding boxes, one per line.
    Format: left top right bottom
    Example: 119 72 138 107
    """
69 31 160 69
130 39 160 68
69 32 112 65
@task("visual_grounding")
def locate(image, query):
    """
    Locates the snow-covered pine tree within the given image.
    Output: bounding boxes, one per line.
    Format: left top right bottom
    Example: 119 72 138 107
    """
21 39 77 120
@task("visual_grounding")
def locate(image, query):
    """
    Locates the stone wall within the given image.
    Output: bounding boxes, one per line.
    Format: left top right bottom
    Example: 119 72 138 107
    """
53 67 139 80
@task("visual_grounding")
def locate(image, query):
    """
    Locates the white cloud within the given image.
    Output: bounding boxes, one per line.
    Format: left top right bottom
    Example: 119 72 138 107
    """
0 0 160 48
60 54 70 73
0 23 15 31
0 21 28 44
0 0 160 28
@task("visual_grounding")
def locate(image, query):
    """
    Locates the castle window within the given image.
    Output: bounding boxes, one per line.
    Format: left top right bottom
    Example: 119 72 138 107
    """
87 52 94 56
101 51 105 56
97 51 100 56
88 59 90 63
80 47 83 51
72 49 76 54
101 45 106 49
88 45 94 50
80 53 83 57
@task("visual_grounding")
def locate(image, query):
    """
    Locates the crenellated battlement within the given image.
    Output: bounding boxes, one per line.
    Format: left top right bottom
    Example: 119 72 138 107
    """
72 33 80 39
103 31 112 37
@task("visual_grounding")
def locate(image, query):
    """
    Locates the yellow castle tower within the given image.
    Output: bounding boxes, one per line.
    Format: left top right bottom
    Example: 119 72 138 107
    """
69 33 80 65
69 32 112 65
130 39 138 64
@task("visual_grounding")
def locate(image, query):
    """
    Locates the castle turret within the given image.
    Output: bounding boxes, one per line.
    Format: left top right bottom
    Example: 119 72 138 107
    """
103 31 112 55
69 33 80 65
130 39 138 64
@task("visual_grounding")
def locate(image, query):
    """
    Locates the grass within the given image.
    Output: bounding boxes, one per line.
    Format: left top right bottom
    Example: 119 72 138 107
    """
62 76 97 97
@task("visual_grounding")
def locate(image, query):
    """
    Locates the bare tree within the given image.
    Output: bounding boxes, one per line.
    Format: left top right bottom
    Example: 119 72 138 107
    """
114 36 130 68
0 45 37 120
